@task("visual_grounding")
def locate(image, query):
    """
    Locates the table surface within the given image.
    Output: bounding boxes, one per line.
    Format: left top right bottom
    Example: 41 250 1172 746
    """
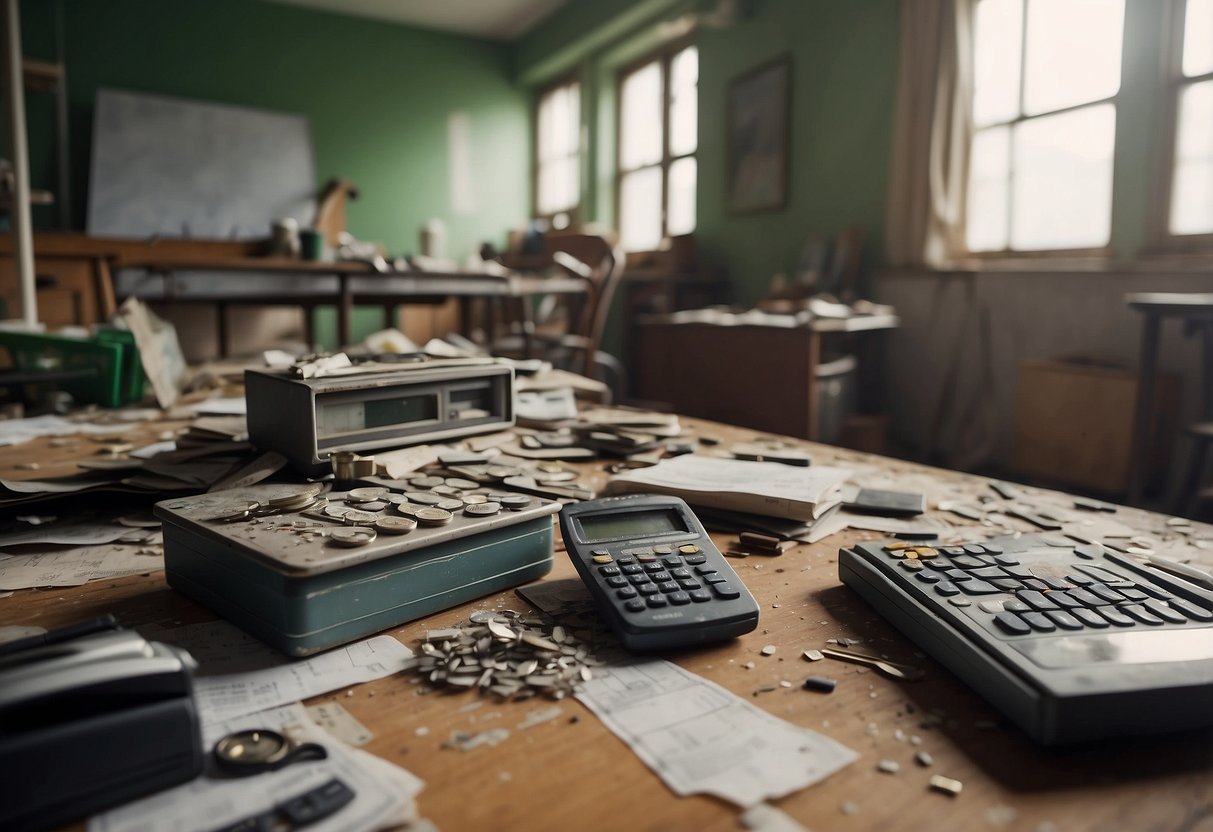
2 416 1211 832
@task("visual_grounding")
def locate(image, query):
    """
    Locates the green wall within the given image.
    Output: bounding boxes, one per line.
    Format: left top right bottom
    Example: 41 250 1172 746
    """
17 0 530 347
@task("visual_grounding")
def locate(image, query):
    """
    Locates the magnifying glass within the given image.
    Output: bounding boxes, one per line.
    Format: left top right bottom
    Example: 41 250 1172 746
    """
212 729 327 776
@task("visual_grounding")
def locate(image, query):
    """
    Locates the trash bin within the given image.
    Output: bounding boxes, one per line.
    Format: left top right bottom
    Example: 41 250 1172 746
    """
815 354 856 445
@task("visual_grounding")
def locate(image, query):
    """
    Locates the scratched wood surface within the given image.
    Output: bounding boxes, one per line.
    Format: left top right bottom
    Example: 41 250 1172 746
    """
2 414 1211 832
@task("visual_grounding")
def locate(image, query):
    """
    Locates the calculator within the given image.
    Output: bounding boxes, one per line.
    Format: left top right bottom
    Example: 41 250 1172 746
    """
840 535 1213 745
559 494 760 651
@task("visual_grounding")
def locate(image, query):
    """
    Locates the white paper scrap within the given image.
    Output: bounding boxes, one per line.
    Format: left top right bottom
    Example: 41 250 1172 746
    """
0 521 141 549
90 703 423 832
142 620 414 725
307 701 374 747
0 414 130 447
0 544 161 590
741 802 813 832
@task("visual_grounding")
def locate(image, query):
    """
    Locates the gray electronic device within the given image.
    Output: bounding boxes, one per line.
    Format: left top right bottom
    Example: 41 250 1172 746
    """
0 628 204 830
559 494 760 651
245 359 514 474
839 534 1213 745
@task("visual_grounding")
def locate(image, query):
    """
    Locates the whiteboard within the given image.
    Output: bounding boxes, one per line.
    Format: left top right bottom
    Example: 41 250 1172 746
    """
87 88 316 239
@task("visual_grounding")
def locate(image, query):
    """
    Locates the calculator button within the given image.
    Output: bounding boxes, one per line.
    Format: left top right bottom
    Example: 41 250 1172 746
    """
1048 591 1084 609
915 568 945 584
944 569 971 582
679 544 701 555
1117 587 1150 602
638 555 658 563
658 581 679 593
643 563 665 573
632 547 654 557
991 578 1023 591
1016 590 1057 611
1038 576 1073 591
636 583 660 595
982 543 1004 554
993 554 1019 566
970 566 1009 580
624 599 646 613
690 589 712 603
1086 584 1124 603
1022 612 1056 632
668 591 692 605
958 580 1001 595
1119 604 1163 625
598 565 621 577
1169 597 1213 621
1003 565 1034 579
646 595 669 608
621 564 643 575
653 544 674 555
616 587 638 599
661 556 682 569
616 556 636 566
993 613 1031 635
979 600 1005 614
900 560 924 572
1023 578 1050 592
606 576 628 588
1142 599 1186 624
685 555 707 565
951 555 987 569
934 581 960 596
939 547 966 556
1065 573 1093 585
1071 608 1110 628
628 573 649 585
591 549 611 557
711 583 742 599
678 579 701 590
671 568 692 579
1046 610 1083 630
704 574 728 585
1065 588 1107 606
694 565 717 575
1003 599 1031 613
949 597 972 607
650 572 672 583
592 553 614 563
963 544 985 555
1096 607 1136 627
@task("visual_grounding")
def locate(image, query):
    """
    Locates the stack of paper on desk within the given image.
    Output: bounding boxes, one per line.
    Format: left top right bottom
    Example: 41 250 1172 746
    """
605 455 851 521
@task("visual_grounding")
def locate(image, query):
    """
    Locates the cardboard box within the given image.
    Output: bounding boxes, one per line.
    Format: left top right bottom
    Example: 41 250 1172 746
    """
1014 360 1178 495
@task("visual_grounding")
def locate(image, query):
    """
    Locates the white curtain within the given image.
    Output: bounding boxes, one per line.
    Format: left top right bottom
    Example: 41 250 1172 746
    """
885 0 974 268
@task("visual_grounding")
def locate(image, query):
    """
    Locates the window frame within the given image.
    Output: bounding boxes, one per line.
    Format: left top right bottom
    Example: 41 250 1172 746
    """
613 36 697 253
964 0 1123 261
1148 0 1213 254
532 72 583 225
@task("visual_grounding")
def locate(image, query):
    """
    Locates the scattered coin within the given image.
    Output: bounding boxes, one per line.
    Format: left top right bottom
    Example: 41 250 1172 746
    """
342 510 379 526
324 504 352 519
928 775 963 796
435 499 465 512
376 516 418 535
499 494 532 510
803 676 837 693
803 649 824 662
415 507 454 526
761 645 777 656
347 487 389 503
915 751 934 767
405 491 444 506
413 476 445 489
462 494 489 505
445 477 480 490
330 527 377 547
205 501 261 522
877 759 900 774
465 501 502 517
431 485 462 497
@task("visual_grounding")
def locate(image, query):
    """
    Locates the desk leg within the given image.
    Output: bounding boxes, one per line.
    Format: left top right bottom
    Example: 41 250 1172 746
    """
1128 313 1161 504
338 276 352 348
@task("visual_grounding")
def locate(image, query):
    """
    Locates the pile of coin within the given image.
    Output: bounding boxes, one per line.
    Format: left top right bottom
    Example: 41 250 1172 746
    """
409 610 604 700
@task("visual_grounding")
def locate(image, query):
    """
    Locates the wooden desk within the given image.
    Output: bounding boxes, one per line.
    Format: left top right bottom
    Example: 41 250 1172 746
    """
2 415 1210 831
634 314 899 441
114 256 589 354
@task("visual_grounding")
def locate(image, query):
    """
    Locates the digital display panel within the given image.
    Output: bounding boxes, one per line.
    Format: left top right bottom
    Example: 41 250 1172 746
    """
316 393 438 438
578 508 687 542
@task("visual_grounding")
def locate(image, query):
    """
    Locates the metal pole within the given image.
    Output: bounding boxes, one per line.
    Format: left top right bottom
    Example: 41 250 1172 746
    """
4 0 37 327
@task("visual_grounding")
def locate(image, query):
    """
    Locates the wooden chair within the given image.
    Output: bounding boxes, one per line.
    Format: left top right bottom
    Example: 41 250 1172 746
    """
493 232 627 397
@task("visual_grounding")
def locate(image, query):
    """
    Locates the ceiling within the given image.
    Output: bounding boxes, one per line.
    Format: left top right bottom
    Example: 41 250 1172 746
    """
262 0 569 40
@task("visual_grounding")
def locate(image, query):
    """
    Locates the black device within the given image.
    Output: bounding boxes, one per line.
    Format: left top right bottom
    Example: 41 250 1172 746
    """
839 534 1213 745
0 626 204 830
843 487 926 517
559 494 760 650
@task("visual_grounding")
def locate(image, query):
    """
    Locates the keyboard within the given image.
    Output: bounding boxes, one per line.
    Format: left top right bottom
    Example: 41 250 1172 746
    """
839 535 1213 745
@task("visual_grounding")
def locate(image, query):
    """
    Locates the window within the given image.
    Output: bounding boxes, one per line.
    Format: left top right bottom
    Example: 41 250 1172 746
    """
535 77 581 225
966 0 1125 253
617 43 697 252
1167 0 1213 236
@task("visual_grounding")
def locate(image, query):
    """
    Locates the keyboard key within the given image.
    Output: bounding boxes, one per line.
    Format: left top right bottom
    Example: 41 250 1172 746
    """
646 595 668 608
944 569 972 582
1135 584 1173 601
668 591 692 605
979 600 1005 614
650 572 672 583
1046 610 1083 630
1016 590 1058 611
624 599 646 612
661 556 683 569
1096 607 1136 627
592 554 614 564
934 581 960 596
971 566 1009 579
1142 599 1186 624
940 546 966 556
900 560 924 572
628 573 649 585
949 597 973 607
1048 591 1085 609
653 544 674 555
643 563 665 573
1071 608 1110 628
963 544 986 555
1003 599 1032 613
685 555 707 565
1004 565 1035 579
658 581 679 593
694 565 717 575
670 568 692 579
1118 587 1149 602
636 583 660 595
993 554 1020 566
1120 604 1163 625
1086 583 1124 603
679 544 701 555
915 569 945 584
616 587 638 599
711 583 741 600
1065 573 1094 585
991 578 1024 591
982 543 1004 554
615 556 636 566
1022 612 1056 632
678 579 701 590
1073 543 1104 560
1169 597 1213 621
958 580 1002 595
690 589 712 603
599 565 621 576
621 564 643 575
1065 588 1108 607
704 575 728 585
952 555 989 569
1039 576 1074 591
606 576 628 588
1023 578 1050 592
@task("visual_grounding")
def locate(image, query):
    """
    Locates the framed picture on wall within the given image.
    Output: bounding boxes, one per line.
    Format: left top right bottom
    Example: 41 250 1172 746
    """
726 57 790 213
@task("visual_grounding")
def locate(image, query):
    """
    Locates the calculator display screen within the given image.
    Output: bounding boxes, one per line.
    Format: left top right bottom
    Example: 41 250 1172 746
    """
315 393 439 438
578 509 687 542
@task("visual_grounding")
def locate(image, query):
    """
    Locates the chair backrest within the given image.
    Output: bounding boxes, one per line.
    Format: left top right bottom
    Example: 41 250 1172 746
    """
543 233 625 377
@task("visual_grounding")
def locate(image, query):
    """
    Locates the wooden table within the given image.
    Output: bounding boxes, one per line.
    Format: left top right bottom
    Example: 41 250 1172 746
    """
114 256 590 355
2 416 1211 832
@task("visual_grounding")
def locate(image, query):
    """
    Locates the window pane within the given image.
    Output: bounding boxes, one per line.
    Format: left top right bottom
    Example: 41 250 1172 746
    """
620 167 663 252
966 126 1011 251
538 83 579 162
620 61 663 170
973 0 1023 127
667 157 696 237
1023 0 1124 115
1185 0 1213 78
1170 79 1213 234
669 46 698 156
1011 104 1115 249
